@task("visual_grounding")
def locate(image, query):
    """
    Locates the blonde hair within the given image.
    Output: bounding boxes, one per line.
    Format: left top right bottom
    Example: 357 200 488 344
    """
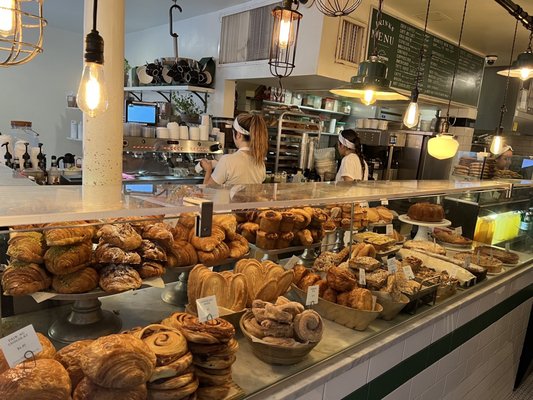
236 113 268 165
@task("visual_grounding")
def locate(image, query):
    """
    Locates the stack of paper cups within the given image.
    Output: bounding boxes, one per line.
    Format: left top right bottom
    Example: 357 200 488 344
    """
189 127 200 140
201 114 210 126
156 127 170 139
179 125 189 140
167 122 180 139
199 125 209 141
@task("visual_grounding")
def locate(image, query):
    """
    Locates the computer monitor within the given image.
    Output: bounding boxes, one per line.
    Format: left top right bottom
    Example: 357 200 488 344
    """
125 101 158 125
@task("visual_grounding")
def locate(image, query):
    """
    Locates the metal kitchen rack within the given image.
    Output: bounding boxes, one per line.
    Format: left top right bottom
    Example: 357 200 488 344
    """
266 111 322 173
124 85 214 112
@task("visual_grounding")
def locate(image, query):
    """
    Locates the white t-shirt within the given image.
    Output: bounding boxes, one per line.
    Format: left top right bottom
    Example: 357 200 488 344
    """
211 149 266 185
335 153 368 182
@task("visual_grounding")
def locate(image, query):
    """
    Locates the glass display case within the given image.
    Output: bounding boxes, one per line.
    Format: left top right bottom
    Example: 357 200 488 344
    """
0 180 531 399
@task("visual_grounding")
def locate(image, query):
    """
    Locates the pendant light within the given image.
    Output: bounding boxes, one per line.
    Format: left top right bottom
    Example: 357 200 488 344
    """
315 0 362 17
497 30 533 81
76 0 108 118
492 19 519 155
427 0 469 160
403 0 431 129
330 0 407 105
0 0 46 66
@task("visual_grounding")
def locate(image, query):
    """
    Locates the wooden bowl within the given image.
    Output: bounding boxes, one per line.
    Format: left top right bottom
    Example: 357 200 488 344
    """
372 291 409 321
239 310 318 365
291 285 382 331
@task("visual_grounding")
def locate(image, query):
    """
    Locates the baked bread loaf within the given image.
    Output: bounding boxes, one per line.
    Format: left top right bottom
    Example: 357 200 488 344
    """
161 312 235 344
94 243 141 265
44 241 93 275
6 232 46 263
51 267 99 294
407 202 445 222
1 261 51 295
73 377 147 400
137 261 166 279
44 222 95 246
99 264 142 293
80 334 156 389
53 339 93 389
96 223 142 251
0 358 71 400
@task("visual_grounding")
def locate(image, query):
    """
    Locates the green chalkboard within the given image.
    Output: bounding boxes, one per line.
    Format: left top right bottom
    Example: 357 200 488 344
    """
368 9 485 107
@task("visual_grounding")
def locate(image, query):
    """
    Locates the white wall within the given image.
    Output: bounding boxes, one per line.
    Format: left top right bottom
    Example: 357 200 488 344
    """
0 26 84 161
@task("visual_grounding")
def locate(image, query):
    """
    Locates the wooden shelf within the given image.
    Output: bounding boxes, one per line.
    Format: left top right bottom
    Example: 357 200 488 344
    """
263 100 350 116
124 85 214 94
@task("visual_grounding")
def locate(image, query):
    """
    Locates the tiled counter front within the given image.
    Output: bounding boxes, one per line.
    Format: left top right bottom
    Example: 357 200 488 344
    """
260 265 532 400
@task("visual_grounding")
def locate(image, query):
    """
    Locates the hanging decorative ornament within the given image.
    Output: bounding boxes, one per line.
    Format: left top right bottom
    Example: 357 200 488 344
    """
0 0 46 67
315 0 362 17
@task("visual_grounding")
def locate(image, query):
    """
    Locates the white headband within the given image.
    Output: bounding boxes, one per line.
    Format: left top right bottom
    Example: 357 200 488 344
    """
339 134 355 149
233 118 250 136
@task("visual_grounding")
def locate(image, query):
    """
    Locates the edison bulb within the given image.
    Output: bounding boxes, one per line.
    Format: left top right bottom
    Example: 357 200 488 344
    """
0 0 15 37
278 16 291 49
519 68 533 81
403 101 420 128
76 62 108 118
361 89 377 106
490 135 503 155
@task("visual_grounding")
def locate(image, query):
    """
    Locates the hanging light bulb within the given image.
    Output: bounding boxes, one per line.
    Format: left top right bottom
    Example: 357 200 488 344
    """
77 0 108 118
277 9 293 49
497 31 533 81
490 134 503 155
427 135 459 160
520 67 533 80
362 89 377 106
403 88 420 128
0 0 15 37
269 0 302 79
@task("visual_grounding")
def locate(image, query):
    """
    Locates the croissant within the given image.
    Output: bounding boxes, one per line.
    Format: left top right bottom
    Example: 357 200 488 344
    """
99 264 142 293
228 233 249 259
6 232 46 263
94 243 141 265
290 208 312 230
0 359 71 400
1 261 51 296
213 214 238 240
189 225 225 252
53 339 93 389
73 377 147 400
35 332 57 360
166 240 197 268
178 213 197 229
137 261 166 279
52 267 99 294
170 223 190 241
141 223 174 248
80 334 156 389
96 223 142 251
44 241 93 275
44 222 95 246
137 239 167 262
197 241 230 264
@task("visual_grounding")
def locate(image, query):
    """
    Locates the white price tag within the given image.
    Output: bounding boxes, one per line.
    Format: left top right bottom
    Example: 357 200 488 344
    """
331 207 341 218
372 295 377 311
360 201 369 208
380 198 389 206
403 265 415 280
463 256 471 269
208 266 214 271
196 295 219 323
284 255 301 270
0 325 42 368
306 285 319 306
387 258 397 273
455 226 463 236
29 291 57 303
505 242 511 251
359 268 366 286
386 224 394 236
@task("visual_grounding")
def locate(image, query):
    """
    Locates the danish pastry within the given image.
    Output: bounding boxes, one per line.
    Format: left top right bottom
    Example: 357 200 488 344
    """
279 212 296 232
96 223 142 251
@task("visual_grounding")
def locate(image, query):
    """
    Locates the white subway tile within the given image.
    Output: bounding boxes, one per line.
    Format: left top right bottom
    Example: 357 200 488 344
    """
457 302 479 327
466 349 484 372
460 336 479 361
477 294 495 315
410 363 438 399
368 341 405 381
403 325 433 360
382 380 412 400
436 347 461 380
432 311 459 343
443 362 467 394
323 359 369 400
420 377 445 400
476 324 494 350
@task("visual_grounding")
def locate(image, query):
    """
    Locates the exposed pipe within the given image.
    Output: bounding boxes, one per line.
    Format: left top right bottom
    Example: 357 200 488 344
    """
494 0 533 31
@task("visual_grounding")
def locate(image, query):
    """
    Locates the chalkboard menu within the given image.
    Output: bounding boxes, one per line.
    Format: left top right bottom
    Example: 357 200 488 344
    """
369 9 485 107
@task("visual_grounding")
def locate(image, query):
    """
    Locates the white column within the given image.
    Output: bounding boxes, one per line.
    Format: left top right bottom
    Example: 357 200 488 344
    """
82 0 124 207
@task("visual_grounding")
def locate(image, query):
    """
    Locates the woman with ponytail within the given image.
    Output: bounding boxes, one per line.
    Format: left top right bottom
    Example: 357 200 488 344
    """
336 129 368 182
201 113 268 185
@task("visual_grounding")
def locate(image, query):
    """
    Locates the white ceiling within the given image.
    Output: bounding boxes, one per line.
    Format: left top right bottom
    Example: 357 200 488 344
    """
44 0 533 66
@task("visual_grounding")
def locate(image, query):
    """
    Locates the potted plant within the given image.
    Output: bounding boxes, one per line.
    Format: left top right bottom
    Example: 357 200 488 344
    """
124 58 131 87
172 93 201 124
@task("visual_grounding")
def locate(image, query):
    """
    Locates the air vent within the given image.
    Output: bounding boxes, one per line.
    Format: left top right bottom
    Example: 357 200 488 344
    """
335 17 365 67
220 4 275 64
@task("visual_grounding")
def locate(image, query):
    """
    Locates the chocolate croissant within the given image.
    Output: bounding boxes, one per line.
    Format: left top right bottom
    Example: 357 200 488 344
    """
1 261 51 296
44 241 93 275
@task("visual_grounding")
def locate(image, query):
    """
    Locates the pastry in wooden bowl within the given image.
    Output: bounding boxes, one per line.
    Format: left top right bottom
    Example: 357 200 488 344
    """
326 266 356 292
350 256 380 272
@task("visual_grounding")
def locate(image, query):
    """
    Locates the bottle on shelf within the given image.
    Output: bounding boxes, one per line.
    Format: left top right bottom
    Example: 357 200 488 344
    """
2 142 13 169
22 143 32 169
37 143 46 171
292 168 305 183
12 156 20 171
47 155 60 185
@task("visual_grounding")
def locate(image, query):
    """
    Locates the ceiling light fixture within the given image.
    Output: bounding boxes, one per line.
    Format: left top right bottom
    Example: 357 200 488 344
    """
76 0 108 118
315 0 362 17
0 0 46 66
492 18 519 155
427 0 469 160
497 30 533 81
330 0 407 105
403 0 431 129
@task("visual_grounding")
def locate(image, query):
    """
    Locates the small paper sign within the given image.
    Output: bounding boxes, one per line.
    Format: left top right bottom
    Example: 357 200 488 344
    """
403 265 415 280
0 325 42 368
284 255 301 270
386 224 394 236
372 295 377 311
306 285 319 306
143 277 165 288
359 268 366 286
463 256 471 269
380 198 389 206
208 266 214 271
30 292 57 303
387 258 397 273
455 226 463 236
196 295 219 323
360 201 369 208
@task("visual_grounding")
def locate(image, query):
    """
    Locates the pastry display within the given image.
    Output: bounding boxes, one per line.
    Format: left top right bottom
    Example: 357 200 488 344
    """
364 235 396 252
54 339 93 389
6 232 46 263
432 227 472 246
1 260 51 295
326 266 356 292
473 245 519 264
44 241 93 275
403 240 446 255
350 256 380 272
407 202 445 222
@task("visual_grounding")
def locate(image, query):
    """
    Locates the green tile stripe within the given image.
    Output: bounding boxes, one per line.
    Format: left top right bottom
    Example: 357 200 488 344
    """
343 284 533 400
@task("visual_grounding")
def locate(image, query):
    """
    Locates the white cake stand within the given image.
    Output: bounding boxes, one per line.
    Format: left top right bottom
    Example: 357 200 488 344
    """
398 214 452 241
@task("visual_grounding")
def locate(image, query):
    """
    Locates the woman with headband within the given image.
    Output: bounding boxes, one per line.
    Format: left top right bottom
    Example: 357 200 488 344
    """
200 113 268 185
336 129 368 182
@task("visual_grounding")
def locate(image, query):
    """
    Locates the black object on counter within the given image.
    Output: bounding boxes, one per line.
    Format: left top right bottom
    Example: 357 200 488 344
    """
57 153 75 169
37 143 46 171
2 142 13 169
22 142 32 169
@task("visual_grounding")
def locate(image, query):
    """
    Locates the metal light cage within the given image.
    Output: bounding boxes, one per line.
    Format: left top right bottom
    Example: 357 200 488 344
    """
0 0 46 67
315 0 362 17
497 32 533 81
268 5 302 78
